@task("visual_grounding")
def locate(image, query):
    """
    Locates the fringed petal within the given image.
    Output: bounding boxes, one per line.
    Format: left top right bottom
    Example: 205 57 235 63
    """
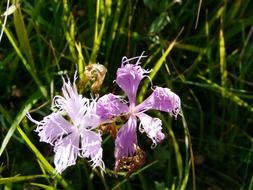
27 112 73 145
96 93 128 121
116 52 149 106
136 87 181 117
53 132 79 173
53 75 89 126
80 99 101 130
137 112 165 148
81 113 101 130
80 130 104 170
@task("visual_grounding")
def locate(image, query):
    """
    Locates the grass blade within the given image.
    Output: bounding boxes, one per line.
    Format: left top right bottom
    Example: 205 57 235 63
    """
0 90 42 157
1 22 47 97
0 0 10 43
197 75 253 112
16 126 73 190
219 14 227 96
89 0 107 64
13 4 35 70
181 110 196 190
149 28 184 80
30 183 56 190
138 28 184 101
0 175 47 185
105 0 122 61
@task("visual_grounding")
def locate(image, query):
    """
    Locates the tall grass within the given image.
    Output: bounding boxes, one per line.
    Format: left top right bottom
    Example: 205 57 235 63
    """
0 0 253 189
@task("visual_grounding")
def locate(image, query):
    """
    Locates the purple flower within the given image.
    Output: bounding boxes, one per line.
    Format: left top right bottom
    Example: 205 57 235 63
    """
97 52 180 170
27 75 104 173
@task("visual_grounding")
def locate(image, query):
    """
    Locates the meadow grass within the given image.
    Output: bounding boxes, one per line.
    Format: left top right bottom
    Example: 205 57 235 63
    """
0 0 253 189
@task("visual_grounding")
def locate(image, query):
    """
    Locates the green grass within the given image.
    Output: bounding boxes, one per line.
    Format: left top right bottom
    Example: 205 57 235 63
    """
0 0 253 189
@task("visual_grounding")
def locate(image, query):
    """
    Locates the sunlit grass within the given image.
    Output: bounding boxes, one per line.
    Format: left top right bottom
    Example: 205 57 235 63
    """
0 0 253 189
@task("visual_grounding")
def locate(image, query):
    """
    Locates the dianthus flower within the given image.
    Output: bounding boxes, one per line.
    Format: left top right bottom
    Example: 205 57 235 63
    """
27 74 104 173
96 52 181 171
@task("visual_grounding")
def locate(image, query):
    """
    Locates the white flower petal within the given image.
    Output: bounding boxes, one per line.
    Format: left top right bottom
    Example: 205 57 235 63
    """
54 132 79 173
137 112 165 148
28 112 73 145
81 113 100 130
80 130 104 169
53 76 89 126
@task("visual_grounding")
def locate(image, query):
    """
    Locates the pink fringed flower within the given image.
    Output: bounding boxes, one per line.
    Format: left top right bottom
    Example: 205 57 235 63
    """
97 52 181 170
27 74 104 173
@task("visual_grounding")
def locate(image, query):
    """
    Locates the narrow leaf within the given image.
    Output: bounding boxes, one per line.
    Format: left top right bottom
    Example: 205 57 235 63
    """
0 175 47 185
0 90 41 157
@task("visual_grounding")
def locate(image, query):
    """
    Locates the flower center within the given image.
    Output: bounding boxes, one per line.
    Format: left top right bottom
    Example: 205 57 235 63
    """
128 105 137 116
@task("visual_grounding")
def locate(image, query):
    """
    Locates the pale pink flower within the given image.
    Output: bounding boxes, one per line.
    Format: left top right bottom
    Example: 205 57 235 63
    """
27 75 104 173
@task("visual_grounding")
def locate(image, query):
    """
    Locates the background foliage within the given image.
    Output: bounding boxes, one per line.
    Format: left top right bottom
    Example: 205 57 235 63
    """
0 0 253 189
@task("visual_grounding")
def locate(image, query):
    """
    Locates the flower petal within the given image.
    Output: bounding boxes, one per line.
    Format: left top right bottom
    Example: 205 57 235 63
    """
53 75 89 126
81 113 101 130
136 87 181 117
116 53 149 105
96 93 128 121
27 112 73 145
114 116 137 170
137 112 165 148
80 100 101 130
79 130 104 169
53 132 79 173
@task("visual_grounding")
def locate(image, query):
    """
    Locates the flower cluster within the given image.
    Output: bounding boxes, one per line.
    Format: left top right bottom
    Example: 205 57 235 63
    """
27 52 180 175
